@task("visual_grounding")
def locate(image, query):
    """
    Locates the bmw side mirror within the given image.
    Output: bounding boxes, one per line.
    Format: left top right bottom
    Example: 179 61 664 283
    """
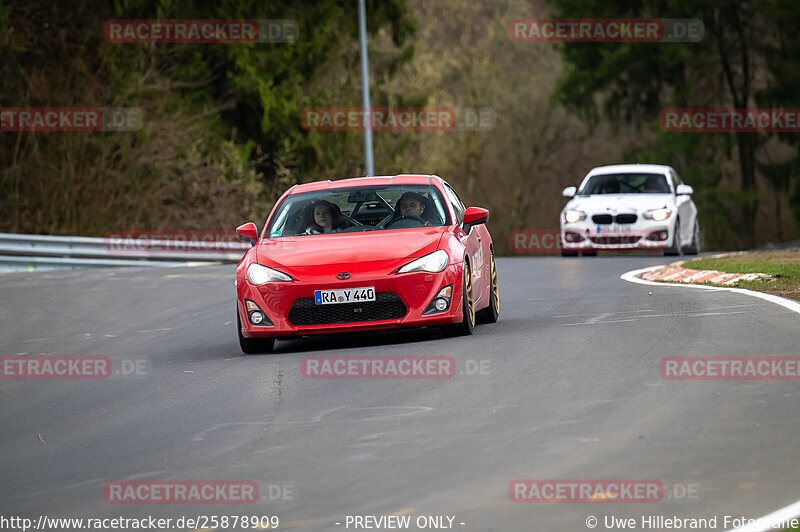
562 186 577 198
675 184 694 195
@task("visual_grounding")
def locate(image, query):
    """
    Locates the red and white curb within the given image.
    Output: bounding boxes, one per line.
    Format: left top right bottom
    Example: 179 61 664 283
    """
640 261 772 286
621 265 800 316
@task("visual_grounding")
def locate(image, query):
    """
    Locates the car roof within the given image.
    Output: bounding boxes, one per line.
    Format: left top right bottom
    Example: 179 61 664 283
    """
587 164 673 176
291 174 438 194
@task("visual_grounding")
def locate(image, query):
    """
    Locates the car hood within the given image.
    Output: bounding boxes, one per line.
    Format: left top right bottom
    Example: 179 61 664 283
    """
256 227 445 267
565 194 674 213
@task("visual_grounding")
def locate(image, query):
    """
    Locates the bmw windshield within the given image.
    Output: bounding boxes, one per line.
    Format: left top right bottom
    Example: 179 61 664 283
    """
578 173 672 195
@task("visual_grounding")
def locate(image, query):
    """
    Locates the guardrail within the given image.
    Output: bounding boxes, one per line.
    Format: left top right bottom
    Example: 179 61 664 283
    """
0 232 250 273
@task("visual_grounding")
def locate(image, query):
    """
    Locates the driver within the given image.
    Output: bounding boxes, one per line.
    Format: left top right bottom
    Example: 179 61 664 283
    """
643 175 667 193
394 192 432 225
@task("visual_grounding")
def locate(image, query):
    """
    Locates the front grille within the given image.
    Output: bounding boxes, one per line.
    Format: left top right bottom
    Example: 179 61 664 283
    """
288 292 407 326
592 214 638 224
615 213 637 224
589 235 641 245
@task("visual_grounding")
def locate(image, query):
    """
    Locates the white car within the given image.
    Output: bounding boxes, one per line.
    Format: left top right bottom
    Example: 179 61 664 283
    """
560 164 699 256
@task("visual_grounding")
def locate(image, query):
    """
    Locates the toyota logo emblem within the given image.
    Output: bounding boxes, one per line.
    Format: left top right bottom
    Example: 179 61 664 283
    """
336 272 351 280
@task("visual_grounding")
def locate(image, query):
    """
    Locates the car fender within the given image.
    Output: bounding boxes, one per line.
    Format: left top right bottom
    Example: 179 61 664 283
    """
438 229 467 265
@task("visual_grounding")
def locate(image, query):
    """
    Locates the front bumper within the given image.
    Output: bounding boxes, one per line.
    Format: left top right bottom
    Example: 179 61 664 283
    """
237 261 464 338
560 219 672 251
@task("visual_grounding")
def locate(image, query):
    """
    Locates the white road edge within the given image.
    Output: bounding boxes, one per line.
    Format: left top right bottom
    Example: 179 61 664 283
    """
621 265 800 316
622 264 800 532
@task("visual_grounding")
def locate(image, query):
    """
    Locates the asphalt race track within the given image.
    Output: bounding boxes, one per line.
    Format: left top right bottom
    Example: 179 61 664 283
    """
2 256 799 531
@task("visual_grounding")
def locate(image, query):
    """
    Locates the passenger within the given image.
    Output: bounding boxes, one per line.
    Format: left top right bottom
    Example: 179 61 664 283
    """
304 200 348 234
601 179 621 194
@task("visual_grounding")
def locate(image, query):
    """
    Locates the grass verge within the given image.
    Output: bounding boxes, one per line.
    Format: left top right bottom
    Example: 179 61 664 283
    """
683 248 800 301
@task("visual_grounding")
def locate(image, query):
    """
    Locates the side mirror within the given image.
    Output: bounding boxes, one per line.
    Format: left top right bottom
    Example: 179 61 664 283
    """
562 186 577 198
236 222 258 246
463 207 489 233
676 184 694 195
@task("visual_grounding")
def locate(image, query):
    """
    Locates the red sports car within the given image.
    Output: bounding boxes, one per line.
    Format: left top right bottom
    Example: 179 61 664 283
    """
234 174 499 353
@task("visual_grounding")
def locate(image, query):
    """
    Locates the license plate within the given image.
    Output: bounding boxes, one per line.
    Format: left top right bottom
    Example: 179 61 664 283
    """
314 286 376 305
597 224 620 234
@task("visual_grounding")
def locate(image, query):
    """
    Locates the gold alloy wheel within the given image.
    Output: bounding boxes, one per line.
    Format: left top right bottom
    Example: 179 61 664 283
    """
490 255 499 312
465 266 475 325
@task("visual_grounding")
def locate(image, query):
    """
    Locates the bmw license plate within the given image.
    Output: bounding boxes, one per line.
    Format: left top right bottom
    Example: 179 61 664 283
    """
314 286 376 305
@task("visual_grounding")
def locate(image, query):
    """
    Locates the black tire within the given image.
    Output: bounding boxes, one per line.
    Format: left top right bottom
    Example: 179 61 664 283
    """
561 250 579 257
442 263 475 336
683 221 700 255
237 311 275 354
476 254 499 324
664 221 682 256
581 251 598 257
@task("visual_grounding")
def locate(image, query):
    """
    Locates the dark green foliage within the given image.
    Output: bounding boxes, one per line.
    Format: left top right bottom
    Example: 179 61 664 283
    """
547 0 800 248
0 0 415 234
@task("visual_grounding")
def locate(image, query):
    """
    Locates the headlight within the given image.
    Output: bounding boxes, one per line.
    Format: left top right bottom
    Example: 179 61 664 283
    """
397 250 449 274
246 263 293 285
563 210 587 223
643 208 672 221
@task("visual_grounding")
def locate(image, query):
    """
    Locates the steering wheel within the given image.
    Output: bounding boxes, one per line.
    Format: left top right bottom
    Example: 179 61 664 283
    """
343 215 364 226
384 215 427 228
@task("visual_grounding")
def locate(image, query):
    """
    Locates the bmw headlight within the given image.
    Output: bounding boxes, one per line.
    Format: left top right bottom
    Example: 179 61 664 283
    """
246 263 293 285
563 210 587 223
643 208 672 221
398 250 449 274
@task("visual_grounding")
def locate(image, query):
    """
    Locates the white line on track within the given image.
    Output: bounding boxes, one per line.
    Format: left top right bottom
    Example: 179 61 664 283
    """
724 498 800 531
561 311 747 326
554 309 655 318
622 264 800 532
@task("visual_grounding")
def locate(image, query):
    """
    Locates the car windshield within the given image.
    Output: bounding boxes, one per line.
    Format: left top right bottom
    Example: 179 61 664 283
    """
577 173 672 195
266 184 451 237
